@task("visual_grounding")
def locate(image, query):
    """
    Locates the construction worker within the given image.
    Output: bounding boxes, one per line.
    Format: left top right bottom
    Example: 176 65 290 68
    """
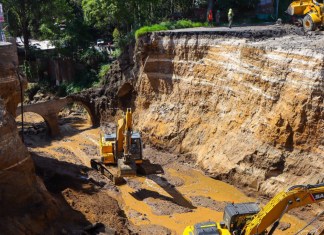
228 8 234 28
208 10 213 26
216 10 221 26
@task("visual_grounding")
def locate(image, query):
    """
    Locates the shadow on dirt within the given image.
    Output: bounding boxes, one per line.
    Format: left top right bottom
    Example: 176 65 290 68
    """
32 153 96 194
130 173 196 210
137 159 164 175
31 153 118 235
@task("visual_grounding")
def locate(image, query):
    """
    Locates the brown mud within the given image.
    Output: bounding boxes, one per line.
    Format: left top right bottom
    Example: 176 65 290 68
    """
18 110 321 234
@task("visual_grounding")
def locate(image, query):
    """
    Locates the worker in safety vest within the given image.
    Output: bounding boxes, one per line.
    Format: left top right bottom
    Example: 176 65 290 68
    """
228 8 234 28
208 10 213 26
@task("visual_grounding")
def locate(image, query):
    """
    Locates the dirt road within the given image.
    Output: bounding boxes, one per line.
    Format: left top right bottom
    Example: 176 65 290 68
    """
17 111 319 234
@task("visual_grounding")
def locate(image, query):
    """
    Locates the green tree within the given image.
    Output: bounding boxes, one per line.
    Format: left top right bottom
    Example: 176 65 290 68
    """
39 0 92 56
81 0 196 53
82 0 117 31
217 0 260 12
2 0 73 59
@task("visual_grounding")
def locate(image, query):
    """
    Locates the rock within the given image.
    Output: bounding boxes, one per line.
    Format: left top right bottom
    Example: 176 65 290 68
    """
278 222 291 231
33 91 46 101
276 18 282 25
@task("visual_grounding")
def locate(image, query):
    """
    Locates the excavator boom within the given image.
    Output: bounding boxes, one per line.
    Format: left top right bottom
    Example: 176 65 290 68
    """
243 183 324 235
183 183 324 235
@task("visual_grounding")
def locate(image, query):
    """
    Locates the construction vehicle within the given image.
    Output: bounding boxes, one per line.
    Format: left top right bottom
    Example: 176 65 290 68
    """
287 0 324 31
90 108 143 184
183 183 324 235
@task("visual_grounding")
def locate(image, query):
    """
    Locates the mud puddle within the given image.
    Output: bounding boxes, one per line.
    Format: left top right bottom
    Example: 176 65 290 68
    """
19 112 317 235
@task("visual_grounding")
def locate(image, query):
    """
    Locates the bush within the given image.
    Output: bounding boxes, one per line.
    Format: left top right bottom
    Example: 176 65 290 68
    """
135 20 206 39
111 48 121 58
113 28 121 45
55 68 98 96
113 28 135 50
99 64 111 79
79 47 108 66
135 24 168 38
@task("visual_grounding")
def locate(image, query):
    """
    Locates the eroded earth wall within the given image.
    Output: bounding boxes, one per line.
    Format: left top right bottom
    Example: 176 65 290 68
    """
0 42 56 234
134 33 324 195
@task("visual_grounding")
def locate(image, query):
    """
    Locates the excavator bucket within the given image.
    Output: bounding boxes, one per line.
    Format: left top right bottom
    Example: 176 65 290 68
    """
117 158 137 177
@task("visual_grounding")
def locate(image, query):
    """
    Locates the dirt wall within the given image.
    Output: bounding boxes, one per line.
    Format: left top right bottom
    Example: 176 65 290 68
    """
133 31 324 195
0 43 57 234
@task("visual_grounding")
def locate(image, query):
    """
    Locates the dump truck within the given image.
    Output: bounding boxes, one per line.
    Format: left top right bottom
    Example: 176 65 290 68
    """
287 0 324 31
90 108 144 184
183 183 324 235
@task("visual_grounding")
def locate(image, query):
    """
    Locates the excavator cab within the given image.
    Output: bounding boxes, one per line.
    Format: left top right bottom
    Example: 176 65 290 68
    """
117 132 143 177
223 202 260 234
129 132 143 163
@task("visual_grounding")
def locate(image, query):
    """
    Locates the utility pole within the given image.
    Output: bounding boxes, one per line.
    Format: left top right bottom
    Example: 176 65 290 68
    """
276 0 280 19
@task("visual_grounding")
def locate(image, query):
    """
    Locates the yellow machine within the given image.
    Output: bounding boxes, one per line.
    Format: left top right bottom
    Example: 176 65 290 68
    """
183 183 324 235
91 108 143 183
287 0 324 31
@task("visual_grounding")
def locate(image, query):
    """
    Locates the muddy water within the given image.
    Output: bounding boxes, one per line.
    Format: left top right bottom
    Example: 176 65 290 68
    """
19 113 312 235
120 168 308 234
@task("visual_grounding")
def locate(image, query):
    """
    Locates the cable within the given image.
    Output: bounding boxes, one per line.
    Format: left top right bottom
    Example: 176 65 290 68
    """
294 211 324 235
16 68 24 143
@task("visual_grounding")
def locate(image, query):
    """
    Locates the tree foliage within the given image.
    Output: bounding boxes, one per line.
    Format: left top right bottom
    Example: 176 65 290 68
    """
39 0 92 56
2 0 66 58
82 0 117 31
82 0 196 34
217 0 260 11
81 0 260 38
2 0 261 58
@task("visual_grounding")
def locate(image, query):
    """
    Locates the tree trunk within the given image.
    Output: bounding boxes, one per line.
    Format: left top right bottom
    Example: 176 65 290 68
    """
22 21 30 60
20 0 30 60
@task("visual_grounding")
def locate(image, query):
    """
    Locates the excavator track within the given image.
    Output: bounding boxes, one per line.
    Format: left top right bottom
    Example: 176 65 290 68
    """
90 159 124 185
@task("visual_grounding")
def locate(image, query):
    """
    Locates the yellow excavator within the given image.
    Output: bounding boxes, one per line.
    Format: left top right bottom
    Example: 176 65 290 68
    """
183 183 324 235
91 108 144 184
287 0 324 31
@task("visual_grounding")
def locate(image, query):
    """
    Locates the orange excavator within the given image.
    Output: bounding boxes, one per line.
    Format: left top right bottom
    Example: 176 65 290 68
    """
183 183 324 235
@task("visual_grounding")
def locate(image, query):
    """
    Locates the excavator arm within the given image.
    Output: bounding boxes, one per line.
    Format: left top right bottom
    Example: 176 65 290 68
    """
243 183 324 235
117 108 137 177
